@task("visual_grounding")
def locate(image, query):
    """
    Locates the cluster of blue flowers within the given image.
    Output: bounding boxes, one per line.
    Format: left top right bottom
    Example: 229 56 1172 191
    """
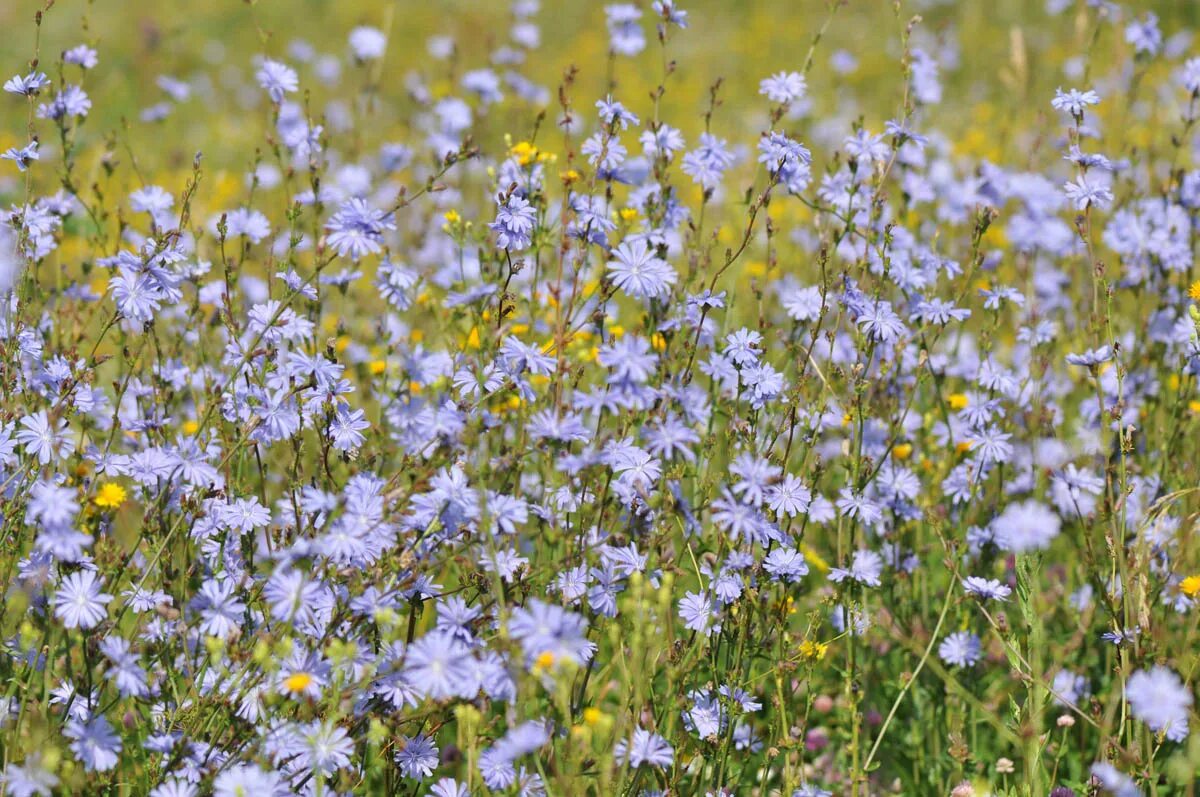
0 0 1199 795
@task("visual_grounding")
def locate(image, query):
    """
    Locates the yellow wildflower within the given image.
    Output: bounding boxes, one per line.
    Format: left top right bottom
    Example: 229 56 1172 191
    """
800 544 829 573
94 483 127 510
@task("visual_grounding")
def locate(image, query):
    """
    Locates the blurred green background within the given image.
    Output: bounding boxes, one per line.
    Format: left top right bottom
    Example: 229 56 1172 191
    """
2 0 1200 195
0 2 1194 129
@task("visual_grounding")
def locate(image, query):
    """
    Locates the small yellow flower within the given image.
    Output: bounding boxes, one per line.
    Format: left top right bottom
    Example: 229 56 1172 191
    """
798 639 828 661
947 393 969 411
560 169 580 184
282 672 315 694
801 544 830 574
443 209 461 224
532 651 556 673
182 420 200 436
509 141 553 166
582 707 604 725
955 440 974 454
510 141 535 165
893 442 913 460
1180 575 1200 597
94 483 127 510
618 207 638 222
1189 280 1200 302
